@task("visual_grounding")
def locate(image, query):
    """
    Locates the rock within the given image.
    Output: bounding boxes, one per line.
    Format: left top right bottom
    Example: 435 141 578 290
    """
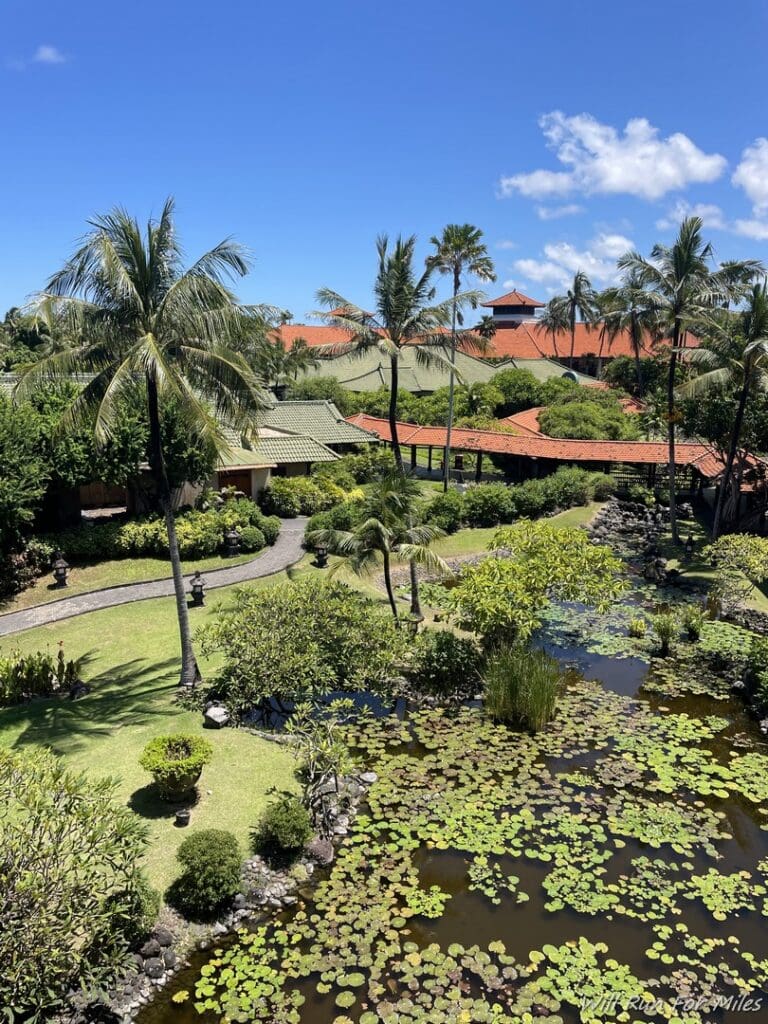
306 836 335 864
233 893 247 910
139 938 161 959
143 957 164 979
68 683 90 700
204 703 230 729
212 921 228 936
162 950 177 970
360 771 378 784
152 926 174 947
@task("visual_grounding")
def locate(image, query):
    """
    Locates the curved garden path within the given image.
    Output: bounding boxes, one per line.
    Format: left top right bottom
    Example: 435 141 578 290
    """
0 517 308 637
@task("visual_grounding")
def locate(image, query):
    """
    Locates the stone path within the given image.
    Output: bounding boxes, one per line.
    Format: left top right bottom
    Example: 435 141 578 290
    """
0 517 309 637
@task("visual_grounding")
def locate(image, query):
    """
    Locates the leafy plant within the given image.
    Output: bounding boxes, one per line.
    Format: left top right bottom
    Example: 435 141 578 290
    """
253 795 313 854
628 616 647 638
0 748 148 1021
681 603 706 641
168 829 242 919
483 644 562 731
406 629 483 698
139 733 213 801
651 611 678 657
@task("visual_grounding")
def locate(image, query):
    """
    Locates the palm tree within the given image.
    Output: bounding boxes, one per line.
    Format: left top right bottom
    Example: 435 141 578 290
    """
681 282 768 538
618 216 761 543
540 271 598 369
597 274 659 395
427 225 496 492
315 235 480 617
306 469 450 622
16 198 271 686
537 297 568 362
259 335 319 389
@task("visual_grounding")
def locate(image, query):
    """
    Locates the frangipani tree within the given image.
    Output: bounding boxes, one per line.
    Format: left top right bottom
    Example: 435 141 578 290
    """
16 198 273 686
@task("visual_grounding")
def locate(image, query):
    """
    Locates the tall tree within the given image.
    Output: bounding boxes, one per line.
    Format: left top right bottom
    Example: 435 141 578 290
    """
427 225 496 492
16 198 271 686
315 235 479 616
540 271 598 369
307 469 449 622
597 273 659 395
682 282 768 539
257 335 319 389
618 216 761 543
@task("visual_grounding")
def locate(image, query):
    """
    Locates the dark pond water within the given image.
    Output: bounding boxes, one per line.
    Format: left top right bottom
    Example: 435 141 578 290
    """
138 617 768 1024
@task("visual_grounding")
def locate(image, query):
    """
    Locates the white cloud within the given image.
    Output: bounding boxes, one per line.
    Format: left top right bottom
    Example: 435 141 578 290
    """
512 232 634 291
499 111 727 202
732 138 768 213
33 44 66 64
732 218 768 240
536 203 584 220
495 240 517 250
656 200 726 231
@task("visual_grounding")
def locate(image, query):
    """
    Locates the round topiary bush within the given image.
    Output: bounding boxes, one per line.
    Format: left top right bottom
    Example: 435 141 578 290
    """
168 829 242 918
239 525 265 552
139 734 213 801
253 795 313 854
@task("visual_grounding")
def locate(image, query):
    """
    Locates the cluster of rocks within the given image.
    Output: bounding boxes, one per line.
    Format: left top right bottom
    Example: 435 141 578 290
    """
109 925 183 1019
588 499 698 584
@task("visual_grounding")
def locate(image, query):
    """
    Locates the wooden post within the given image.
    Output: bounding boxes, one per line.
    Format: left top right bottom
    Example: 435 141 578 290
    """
427 446 432 471
475 451 483 482
410 445 417 470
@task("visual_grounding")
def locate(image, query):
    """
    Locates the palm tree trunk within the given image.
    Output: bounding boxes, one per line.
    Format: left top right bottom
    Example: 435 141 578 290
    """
146 373 201 688
667 323 680 545
382 549 399 623
389 353 403 471
569 311 576 369
712 379 750 540
442 271 459 493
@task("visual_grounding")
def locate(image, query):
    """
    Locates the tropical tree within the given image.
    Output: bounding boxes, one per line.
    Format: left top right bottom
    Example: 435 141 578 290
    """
258 335 319 388
539 271 598 369
618 216 761 543
315 235 479 616
16 198 272 686
596 273 659 394
306 469 450 623
427 225 496 491
681 282 768 538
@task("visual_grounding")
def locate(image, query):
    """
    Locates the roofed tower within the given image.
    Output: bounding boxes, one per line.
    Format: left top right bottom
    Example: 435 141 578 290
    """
481 289 544 324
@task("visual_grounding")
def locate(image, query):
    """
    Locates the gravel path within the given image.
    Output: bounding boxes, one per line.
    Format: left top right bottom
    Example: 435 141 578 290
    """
0 517 308 637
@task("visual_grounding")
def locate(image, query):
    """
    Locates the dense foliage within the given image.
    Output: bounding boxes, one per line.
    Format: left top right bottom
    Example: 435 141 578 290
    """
0 643 81 706
447 520 626 645
168 829 242 918
254 795 313 854
484 644 563 730
0 748 148 1021
538 395 641 440
48 499 279 560
258 475 346 517
199 578 407 718
406 629 484 698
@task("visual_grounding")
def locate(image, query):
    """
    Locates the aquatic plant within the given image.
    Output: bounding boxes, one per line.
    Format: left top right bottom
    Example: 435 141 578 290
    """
483 644 562 731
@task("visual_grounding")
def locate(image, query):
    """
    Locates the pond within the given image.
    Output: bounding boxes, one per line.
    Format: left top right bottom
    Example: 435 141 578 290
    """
139 619 768 1023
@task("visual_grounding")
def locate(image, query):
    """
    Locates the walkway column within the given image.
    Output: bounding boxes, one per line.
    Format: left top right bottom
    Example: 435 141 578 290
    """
410 445 417 470
475 452 483 482
427 446 433 471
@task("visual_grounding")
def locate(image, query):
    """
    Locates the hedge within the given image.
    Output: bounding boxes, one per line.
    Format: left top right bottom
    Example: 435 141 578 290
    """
46 499 280 561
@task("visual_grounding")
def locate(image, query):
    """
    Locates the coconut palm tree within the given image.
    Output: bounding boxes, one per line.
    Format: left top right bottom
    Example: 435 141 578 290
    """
597 274 659 395
307 469 450 623
315 236 480 618
618 216 761 543
681 282 768 538
537 297 568 362
16 198 272 686
540 271 598 369
427 225 496 492
258 335 319 389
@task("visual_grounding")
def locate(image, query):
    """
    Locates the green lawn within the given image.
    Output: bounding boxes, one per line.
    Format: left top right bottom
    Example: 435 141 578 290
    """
0 549 261 615
0 573 302 894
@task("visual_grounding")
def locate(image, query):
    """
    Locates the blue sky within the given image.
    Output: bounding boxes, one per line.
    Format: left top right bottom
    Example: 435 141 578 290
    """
2 0 768 320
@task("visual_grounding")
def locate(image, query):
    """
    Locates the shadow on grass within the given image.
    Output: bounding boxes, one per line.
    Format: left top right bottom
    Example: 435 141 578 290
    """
4 654 181 758
129 783 200 821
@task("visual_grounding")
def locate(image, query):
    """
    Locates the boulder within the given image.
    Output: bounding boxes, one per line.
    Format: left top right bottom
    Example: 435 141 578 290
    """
204 704 230 729
151 926 174 948
139 938 161 959
162 949 177 970
144 957 164 979
306 836 335 865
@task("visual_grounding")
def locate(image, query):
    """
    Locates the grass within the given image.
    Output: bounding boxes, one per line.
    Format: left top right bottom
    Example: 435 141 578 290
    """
0 549 260 615
0 571 304 894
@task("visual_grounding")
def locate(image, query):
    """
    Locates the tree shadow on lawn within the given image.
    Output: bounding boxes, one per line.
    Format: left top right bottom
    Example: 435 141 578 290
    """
4 654 182 759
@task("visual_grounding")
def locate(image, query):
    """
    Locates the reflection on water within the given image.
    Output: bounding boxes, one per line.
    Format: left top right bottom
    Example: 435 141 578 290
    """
139 622 768 1024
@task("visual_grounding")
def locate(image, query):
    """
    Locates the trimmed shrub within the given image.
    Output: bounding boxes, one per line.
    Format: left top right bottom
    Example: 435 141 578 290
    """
407 630 483 698
239 525 266 552
483 645 562 731
139 734 213 801
253 795 313 854
510 478 554 518
588 472 616 500
423 490 465 534
259 476 343 517
168 829 242 918
462 483 516 527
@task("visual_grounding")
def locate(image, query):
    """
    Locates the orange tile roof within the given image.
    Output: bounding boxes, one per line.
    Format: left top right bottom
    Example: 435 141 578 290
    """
481 290 545 308
274 324 353 349
346 413 747 479
501 407 544 436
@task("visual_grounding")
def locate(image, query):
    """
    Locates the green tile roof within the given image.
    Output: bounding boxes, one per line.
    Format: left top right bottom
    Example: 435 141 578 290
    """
512 359 599 385
250 433 339 464
263 400 376 444
296 347 501 392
